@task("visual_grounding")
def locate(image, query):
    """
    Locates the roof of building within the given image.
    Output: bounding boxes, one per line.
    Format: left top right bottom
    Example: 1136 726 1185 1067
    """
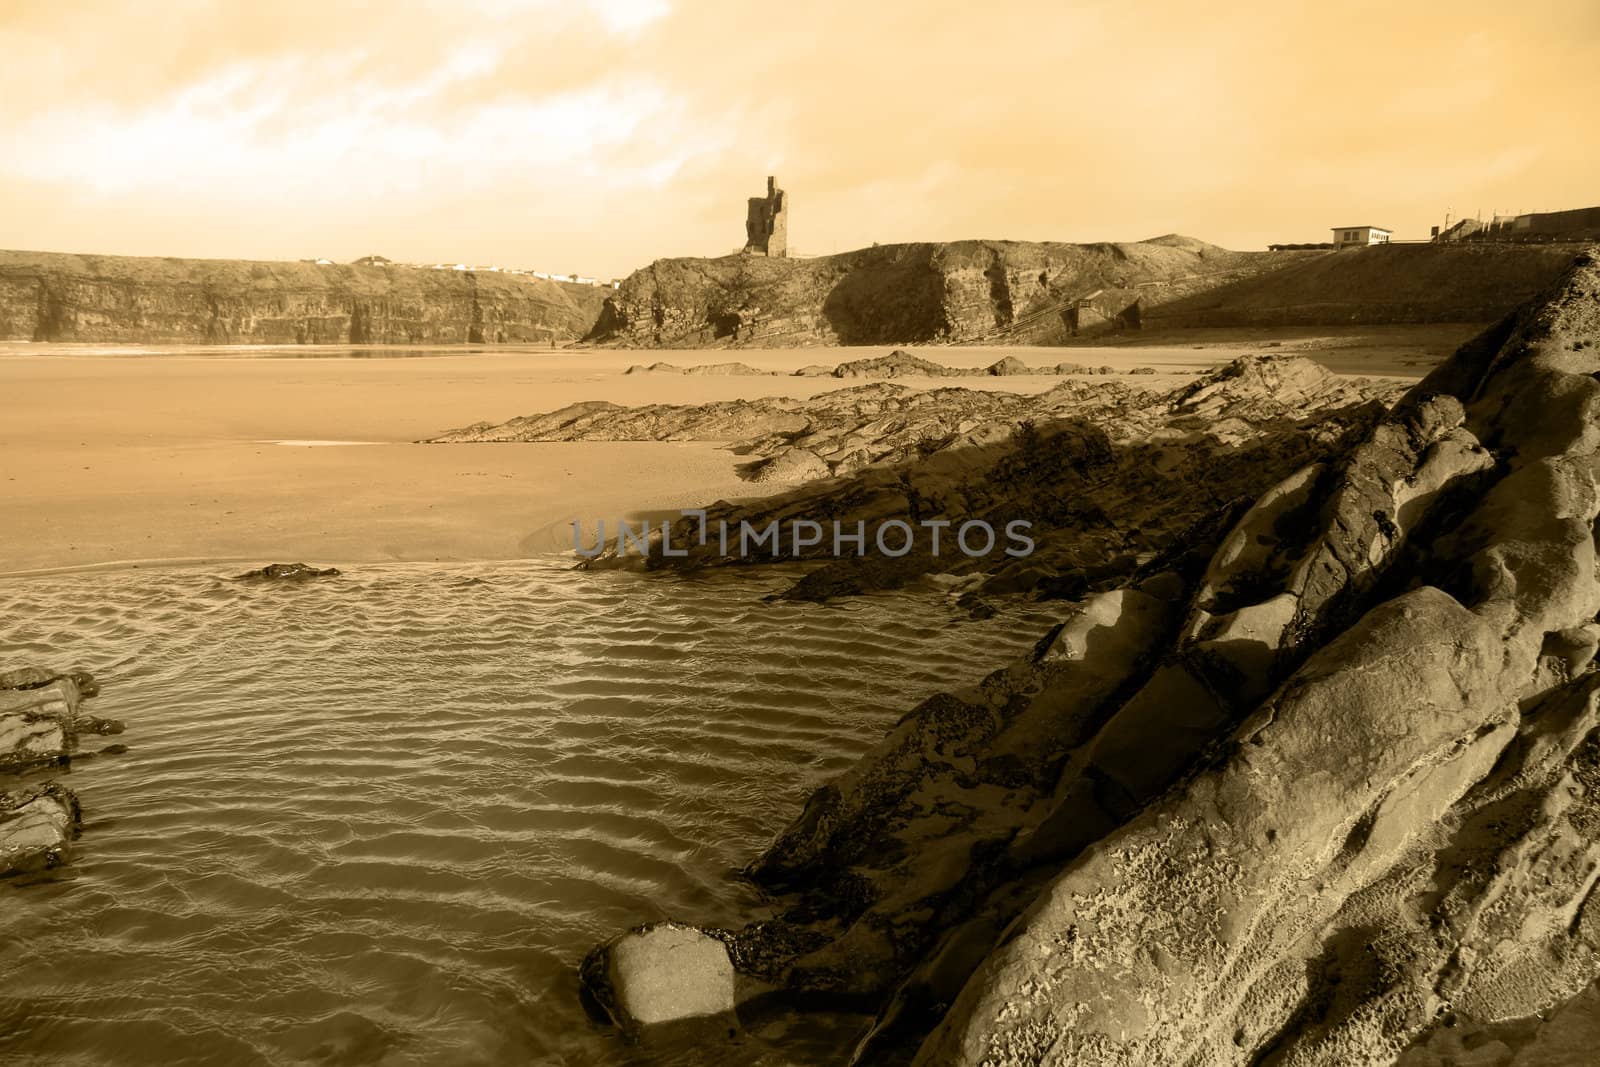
1330 225 1393 232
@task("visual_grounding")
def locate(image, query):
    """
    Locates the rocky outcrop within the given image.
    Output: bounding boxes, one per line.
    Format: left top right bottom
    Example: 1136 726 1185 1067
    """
0 783 80 877
533 356 1398 603
618 351 1170 379
233 563 342 582
579 248 1600 1064
588 237 1302 348
0 249 609 344
1 667 119 879
624 361 778 376
586 238 1574 350
1146 242 1578 331
1 668 118 771
827 351 1163 379
429 356 1397 512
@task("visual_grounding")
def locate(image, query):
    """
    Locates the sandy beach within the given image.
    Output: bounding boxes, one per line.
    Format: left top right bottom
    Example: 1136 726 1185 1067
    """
0 329 1463 575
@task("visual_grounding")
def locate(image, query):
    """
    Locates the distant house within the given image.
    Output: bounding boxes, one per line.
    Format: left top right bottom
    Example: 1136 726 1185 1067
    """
1331 225 1392 250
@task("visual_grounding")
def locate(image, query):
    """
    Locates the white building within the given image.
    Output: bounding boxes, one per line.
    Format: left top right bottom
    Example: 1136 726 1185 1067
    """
1331 225 1392 250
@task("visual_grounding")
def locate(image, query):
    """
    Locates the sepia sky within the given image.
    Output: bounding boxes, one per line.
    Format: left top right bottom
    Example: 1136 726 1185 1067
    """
3 0 1597 279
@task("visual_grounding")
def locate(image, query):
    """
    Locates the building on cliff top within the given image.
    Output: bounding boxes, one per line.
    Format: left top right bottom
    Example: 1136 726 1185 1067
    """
1332 225 1392 250
744 176 788 257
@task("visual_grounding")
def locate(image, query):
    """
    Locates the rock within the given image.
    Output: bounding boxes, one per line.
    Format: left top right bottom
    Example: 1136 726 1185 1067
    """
0 667 56 691
0 248 608 345
572 249 1600 1064
955 592 997 620
0 783 79 877
833 351 958 378
984 356 1032 376
0 671 120 772
544 356 1395 600
922 587 1518 1065
0 667 98 697
583 239 1568 349
623 361 774 376
0 711 67 769
0 677 83 770
750 447 830 484
580 923 738 1032
234 563 342 581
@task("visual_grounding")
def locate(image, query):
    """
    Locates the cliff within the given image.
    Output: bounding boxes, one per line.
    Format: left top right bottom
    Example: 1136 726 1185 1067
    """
0 249 611 344
581 248 1600 1066
586 237 1578 349
587 236 1304 348
1144 241 1580 329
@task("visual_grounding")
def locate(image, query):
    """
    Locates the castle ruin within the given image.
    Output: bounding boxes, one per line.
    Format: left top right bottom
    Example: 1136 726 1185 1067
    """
743 176 788 257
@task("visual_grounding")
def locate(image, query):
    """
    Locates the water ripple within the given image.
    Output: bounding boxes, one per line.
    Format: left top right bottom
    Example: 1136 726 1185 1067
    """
0 560 1061 1065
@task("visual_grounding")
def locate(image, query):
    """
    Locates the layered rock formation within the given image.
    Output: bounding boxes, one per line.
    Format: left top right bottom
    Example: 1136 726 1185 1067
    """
478 357 1399 600
580 249 1600 1065
430 354 1390 506
0 783 80 877
586 238 1574 349
0 250 609 344
621 352 1164 378
0 667 117 877
587 237 1297 348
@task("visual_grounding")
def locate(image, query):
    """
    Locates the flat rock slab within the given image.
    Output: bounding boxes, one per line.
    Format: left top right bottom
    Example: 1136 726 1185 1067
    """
582 922 737 1032
0 713 68 769
0 678 83 770
0 784 79 877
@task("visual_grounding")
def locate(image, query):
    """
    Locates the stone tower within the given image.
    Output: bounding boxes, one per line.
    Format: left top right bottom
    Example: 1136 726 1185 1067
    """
743 176 788 257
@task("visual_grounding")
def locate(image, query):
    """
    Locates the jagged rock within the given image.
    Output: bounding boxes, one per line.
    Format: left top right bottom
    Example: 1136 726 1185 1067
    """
538 358 1396 608
956 592 998 620
628 351 1160 383
579 248 1600 1064
586 239 1569 349
623 361 776 376
580 923 740 1032
0 783 79 877
234 563 342 581
736 582 1178 1003
0 666 98 697
0 670 119 772
751 447 831 484
432 357 1396 507
921 587 1520 1064
1 677 82 770
834 351 954 378
984 356 1032 376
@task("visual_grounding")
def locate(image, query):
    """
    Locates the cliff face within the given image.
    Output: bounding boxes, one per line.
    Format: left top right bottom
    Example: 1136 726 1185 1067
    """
590 236 1302 348
1145 241 1579 329
0 250 611 344
592 238 1581 349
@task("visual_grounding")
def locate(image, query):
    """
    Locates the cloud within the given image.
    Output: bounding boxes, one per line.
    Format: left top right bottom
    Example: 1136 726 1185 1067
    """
0 0 1596 277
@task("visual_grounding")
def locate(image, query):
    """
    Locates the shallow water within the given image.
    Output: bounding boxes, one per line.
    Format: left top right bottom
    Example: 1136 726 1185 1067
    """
0 562 1058 1065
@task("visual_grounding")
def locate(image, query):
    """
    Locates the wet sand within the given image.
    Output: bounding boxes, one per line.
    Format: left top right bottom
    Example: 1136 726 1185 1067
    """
0 330 1459 574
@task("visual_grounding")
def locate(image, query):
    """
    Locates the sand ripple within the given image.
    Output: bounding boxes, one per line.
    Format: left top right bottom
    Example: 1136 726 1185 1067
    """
0 561 1056 1065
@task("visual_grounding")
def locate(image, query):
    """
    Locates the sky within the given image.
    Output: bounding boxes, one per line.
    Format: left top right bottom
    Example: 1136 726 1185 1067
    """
2 0 1597 279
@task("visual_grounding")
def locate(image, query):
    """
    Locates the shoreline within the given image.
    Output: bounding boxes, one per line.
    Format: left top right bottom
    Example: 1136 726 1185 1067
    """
0 335 1452 574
